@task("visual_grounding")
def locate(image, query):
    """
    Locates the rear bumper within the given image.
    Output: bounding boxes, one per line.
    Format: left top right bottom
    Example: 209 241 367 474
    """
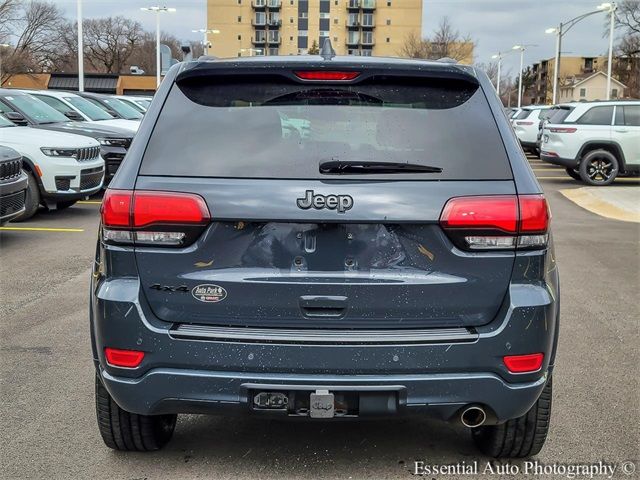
99 366 548 423
540 153 577 168
91 246 560 423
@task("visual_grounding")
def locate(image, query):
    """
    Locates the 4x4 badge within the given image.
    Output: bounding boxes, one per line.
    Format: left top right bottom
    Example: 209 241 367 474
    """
296 190 353 213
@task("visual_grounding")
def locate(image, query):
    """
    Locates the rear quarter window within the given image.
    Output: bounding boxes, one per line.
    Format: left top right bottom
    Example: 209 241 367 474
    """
615 105 640 126
140 74 513 181
575 106 614 125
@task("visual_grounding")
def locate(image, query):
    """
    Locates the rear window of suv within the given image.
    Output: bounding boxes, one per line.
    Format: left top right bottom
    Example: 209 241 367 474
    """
513 109 532 120
140 73 513 180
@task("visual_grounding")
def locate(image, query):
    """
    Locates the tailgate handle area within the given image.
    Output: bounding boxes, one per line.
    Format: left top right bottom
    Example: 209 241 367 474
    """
299 296 348 318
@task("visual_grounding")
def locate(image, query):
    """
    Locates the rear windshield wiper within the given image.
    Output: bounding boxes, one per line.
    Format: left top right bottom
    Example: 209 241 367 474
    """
319 161 443 175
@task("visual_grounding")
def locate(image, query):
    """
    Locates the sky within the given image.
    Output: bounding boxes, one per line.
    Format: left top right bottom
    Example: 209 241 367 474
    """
54 0 617 79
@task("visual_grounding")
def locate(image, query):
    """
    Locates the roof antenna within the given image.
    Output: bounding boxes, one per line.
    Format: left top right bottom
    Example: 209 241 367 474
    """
320 38 336 60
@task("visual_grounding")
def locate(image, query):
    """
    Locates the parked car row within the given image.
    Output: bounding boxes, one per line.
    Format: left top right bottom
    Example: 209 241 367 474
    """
0 89 150 222
509 100 640 185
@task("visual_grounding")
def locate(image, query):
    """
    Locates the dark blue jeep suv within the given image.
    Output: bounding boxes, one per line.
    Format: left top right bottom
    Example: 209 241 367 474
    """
90 53 559 457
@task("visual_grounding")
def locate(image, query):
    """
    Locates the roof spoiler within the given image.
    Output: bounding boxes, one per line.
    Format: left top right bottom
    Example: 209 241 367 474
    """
177 60 479 86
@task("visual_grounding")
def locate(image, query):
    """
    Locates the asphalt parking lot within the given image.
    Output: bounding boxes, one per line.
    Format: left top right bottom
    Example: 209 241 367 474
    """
1 156 638 479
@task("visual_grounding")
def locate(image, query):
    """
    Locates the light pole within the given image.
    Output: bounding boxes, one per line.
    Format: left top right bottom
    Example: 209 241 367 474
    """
598 2 617 100
77 0 84 91
192 29 220 56
545 5 607 105
141 6 176 88
512 44 536 108
491 50 512 97
0 43 9 87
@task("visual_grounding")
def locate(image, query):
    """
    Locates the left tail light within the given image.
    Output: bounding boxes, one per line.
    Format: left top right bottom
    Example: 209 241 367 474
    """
101 189 210 247
439 194 550 251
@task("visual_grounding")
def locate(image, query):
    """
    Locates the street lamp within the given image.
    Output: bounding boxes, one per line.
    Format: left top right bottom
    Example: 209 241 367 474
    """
491 50 513 97
512 44 536 108
0 43 10 87
141 6 176 88
545 5 608 104
192 29 220 56
77 0 84 91
597 2 617 100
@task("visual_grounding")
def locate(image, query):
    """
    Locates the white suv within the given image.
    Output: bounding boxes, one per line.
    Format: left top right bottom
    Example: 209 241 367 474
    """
541 101 640 185
0 114 104 220
25 90 140 133
512 106 551 152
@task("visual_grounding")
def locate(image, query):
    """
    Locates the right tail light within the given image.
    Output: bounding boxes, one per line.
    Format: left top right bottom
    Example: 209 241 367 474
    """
439 195 550 251
101 189 210 247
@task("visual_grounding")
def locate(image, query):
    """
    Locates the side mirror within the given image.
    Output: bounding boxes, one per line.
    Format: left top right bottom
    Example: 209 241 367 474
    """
64 110 84 121
5 111 27 126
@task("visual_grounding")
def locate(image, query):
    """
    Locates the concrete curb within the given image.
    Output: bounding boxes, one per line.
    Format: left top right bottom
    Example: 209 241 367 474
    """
560 187 640 223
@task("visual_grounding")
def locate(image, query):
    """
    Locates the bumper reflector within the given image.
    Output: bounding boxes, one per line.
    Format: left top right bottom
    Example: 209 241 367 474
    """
503 353 544 373
105 347 145 368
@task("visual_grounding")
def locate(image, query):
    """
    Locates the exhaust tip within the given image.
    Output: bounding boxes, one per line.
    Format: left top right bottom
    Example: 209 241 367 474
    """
460 405 487 428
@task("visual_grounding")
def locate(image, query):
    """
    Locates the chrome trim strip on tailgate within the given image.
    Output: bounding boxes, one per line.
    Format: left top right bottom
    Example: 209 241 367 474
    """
170 324 478 345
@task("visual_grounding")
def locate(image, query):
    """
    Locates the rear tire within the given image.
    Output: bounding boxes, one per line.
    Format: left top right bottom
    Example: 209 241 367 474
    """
56 200 77 210
95 372 177 451
565 168 582 181
579 149 619 186
471 376 552 458
12 171 40 222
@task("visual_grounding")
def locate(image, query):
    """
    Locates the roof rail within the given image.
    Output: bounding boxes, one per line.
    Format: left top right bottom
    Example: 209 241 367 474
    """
436 57 458 64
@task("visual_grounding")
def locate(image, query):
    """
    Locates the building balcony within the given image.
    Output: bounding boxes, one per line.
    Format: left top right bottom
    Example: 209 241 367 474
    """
267 37 281 45
347 0 360 10
361 0 376 10
346 37 360 47
267 19 282 27
361 37 375 46
252 0 266 8
252 18 266 26
266 0 281 9
252 36 267 45
346 19 360 27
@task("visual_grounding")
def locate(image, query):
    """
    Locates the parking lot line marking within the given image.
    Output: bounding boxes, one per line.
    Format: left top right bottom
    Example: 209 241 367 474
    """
536 176 640 182
78 201 102 204
0 227 84 232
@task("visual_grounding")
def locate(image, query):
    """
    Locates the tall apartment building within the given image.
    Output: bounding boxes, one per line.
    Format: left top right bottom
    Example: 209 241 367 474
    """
530 56 607 104
206 0 423 58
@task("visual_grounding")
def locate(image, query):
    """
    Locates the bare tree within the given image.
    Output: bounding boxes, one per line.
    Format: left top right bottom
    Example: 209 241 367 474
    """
0 0 19 39
83 16 143 73
127 31 182 75
399 17 475 63
399 31 429 58
610 0 640 97
429 17 475 62
475 61 499 86
1 1 68 81
0 3 235 78
613 0 640 37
